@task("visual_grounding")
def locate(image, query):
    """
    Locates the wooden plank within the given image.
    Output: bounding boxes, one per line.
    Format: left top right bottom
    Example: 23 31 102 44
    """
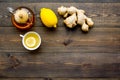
0 78 119 80
0 51 120 77
0 3 120 78
0 0 120 3
0 78 43 80
52 79 116 80
0 52 120 77
0 3 120 27
0 27 119 53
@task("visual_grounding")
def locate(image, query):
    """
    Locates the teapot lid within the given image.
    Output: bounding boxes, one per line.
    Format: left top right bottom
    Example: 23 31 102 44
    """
14 8 29 23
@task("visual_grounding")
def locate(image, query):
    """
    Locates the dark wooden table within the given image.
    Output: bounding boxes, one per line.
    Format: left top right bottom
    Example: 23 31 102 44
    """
0 1 120 80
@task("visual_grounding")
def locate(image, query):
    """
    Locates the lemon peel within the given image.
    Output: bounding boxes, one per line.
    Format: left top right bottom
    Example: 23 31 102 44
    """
40 8 58 28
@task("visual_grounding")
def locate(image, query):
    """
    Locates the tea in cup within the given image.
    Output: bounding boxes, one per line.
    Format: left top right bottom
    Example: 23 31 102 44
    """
20 31 41 50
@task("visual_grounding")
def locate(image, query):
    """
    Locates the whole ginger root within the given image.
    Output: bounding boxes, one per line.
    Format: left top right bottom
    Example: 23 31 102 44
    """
58 6 94 32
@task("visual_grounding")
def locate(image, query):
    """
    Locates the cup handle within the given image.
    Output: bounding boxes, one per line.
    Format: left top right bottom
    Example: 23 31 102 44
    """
20 34 24 38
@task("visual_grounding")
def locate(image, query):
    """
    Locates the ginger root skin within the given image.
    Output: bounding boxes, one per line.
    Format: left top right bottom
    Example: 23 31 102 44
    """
64 13 77 28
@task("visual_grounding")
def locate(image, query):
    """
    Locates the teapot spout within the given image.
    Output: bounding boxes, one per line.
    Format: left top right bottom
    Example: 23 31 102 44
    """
7 7 14 14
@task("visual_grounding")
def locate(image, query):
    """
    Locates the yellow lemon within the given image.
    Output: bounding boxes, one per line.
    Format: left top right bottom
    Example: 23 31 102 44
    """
40 8 58 28
25 37 36 48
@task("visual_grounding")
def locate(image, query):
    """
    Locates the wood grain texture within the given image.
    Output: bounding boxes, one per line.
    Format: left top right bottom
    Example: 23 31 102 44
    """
0 78 120 80
0 3 120 27
0 0 120 3
0 3 120 78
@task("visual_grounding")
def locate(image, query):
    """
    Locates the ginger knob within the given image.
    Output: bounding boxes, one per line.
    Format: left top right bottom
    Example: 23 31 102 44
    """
86 17 94 27
67 6 78 15
81 22 89 32
77 10 86 25
64 13 77 28
57 6 68 17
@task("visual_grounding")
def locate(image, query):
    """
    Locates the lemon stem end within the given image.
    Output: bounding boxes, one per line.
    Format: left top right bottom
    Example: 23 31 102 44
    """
53 25 57 28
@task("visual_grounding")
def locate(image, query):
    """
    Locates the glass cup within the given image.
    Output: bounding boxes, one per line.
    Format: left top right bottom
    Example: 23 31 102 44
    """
20 31 41 50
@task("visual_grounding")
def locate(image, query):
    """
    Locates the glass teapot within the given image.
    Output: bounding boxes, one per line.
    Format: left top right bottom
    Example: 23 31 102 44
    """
8 6 35 30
